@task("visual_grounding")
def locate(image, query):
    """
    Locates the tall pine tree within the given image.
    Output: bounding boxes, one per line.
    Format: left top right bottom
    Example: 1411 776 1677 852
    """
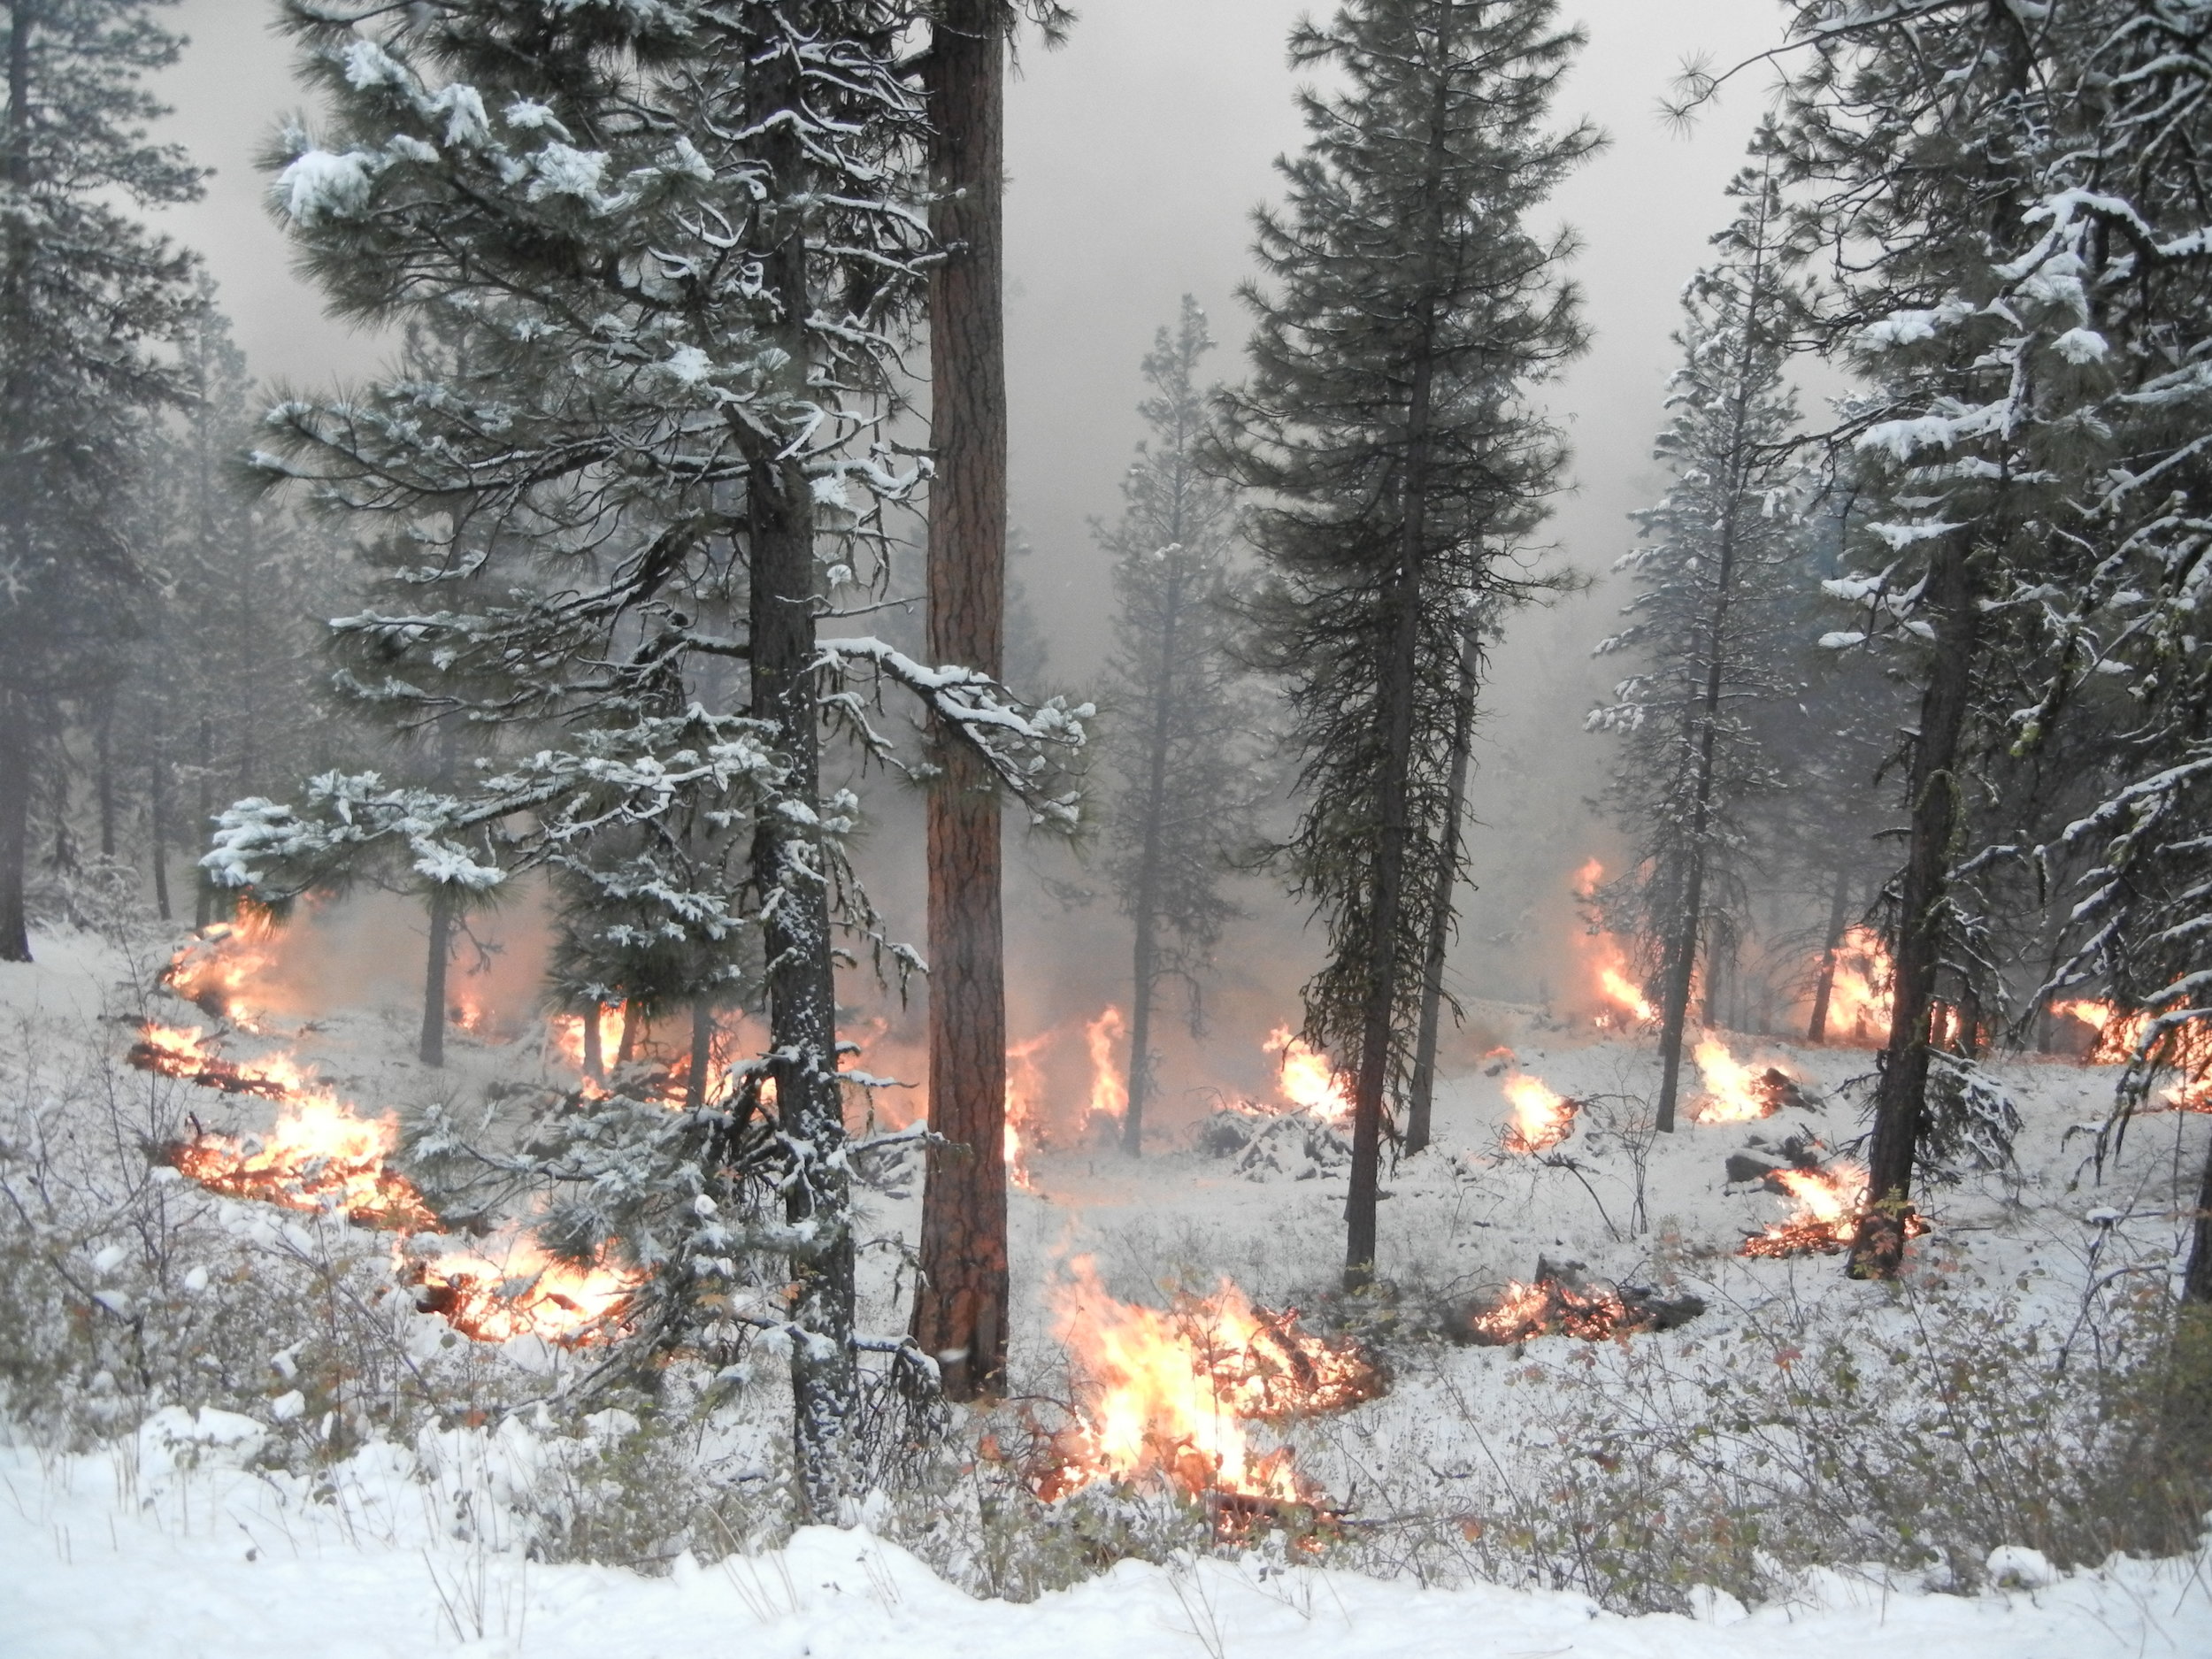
1217 0 1594 1287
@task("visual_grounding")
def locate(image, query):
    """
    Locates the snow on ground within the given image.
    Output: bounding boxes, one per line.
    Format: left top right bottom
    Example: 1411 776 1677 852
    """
4 929 2212 1655
3 1423 2207 1658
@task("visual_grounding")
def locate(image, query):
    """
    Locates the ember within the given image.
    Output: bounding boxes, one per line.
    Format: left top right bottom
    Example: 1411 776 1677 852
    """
407 1238 636 1345
130 1024 309 1101
1740 1160 1931 1257
169 1105 440 1233
1264 1025 1355 1123
1501 1072 1577 1152
1463 1263 1702 1345
1033 1257 1380 1507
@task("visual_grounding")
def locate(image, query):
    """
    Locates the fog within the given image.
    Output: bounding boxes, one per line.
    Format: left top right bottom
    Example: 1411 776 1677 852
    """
144 0 1788 1131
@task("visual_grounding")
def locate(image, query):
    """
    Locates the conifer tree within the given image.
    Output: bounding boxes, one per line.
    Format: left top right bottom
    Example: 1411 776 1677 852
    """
1097 297 1259 1156
1589 165 1804 1133
223 0 1080 1518
1217 0 1595 1287
0 0 201 960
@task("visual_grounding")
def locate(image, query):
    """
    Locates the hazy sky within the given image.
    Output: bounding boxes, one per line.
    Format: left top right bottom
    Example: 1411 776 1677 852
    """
147 0 1793 1020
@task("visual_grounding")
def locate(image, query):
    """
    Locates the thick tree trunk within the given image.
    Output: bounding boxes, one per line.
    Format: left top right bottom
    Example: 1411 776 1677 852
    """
0 703 29 962
1405 618 1479 1155
911 0 1010 1400
149 734 171 922
419 883 451 1068
1806 866 1852 1043
1850 533 1984 1279
748 29 856 1525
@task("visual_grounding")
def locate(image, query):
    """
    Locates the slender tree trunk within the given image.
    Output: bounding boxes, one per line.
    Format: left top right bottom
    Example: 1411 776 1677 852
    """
2184 1133 2212 1306
685 1001 714 1113
149 733 171 922
1406 616 1480 1155
0 704 29 962
748 28 856 1524
1806 866 1852 1043
193 712 213 928
1850 532 1985 1279
1346 35 1457 1291
616 1005 641 1066
95 695 115 859
912 0 1010 1399
419 884 451 1068
582 1003 605 1082
1122 563 1186 1156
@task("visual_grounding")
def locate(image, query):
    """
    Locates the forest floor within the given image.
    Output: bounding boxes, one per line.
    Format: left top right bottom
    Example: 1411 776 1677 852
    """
3 926 2210 1655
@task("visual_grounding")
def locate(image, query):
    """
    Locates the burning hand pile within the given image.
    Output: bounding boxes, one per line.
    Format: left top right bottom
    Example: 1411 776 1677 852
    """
1460 1258 1704 1346
1031 1258 1381 1510
1740 1160 1930 1258
1500 1072 1578 1153
161 917 284 1029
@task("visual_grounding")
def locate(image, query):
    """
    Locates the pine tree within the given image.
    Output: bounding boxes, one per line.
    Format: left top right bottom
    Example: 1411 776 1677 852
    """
1097 297 1260 1156
1589 164 1804 1133
227 0 1081 1518
0 0 202 960
1217 0 1595 1287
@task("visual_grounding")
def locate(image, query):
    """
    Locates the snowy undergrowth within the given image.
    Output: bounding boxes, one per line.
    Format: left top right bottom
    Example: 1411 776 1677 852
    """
4 933 2211 1638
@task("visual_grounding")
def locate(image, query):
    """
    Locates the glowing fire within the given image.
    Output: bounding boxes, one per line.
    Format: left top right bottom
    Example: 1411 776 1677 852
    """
1264 1025 1355 1124
549 1002 627 1071
1035 1257 1380 1507
1086 1006 1128 1131
132 1023 639 1340
1465 1278 1643 1344
2056 999 2212 1110
1501 1073 1576 1153
1573 860 1656 1026
1004 1032 1049 1190
161 915 283 1029
1691 1036 1795 1124
408 1238 635 1345
1820 926 1892 1046
1740 1161 1930 1257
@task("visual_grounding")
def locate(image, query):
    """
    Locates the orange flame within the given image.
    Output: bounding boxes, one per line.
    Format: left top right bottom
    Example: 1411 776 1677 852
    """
1740 1160 1931 1257
161 915 284 1030
408 1237 636 1345
1691 1036 1793 1124
549 1002 627 1072
2056 999 2212 1110
1820 926 1893 1046
1004 1032 1050 1190
1573 860 1656 1026
1263 1025 1355 1124
1501 1073 1576 1153
1035 1257 1380 1505
1465 1278 1644 1344
1086 1006 1128 1131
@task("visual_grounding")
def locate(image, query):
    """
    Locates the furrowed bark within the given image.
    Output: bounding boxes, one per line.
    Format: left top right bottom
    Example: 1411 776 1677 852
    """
1850 531 1983 1279
1405 616 1479 1156
911 0 1010 1400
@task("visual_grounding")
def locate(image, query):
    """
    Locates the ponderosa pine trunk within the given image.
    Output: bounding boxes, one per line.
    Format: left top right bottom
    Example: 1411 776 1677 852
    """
193 713 213 928
0 706 28 962
684 1001 714 1113
911 0 1010 1400
0 8 30 964
1405 616 1479 1156
149 734 171 922
95 694 115 858
581 1004 604 1082
1806 865 1852 1043
748 26 856 1521
2184 1133 2212 1306
419 882 451 1068
1850 530 1984 1279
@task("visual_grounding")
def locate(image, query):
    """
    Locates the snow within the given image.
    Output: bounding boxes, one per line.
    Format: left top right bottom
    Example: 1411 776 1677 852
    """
3 1433 2204 1659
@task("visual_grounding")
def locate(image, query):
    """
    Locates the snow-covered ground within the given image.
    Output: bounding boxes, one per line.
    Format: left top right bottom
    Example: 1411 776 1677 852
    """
4 1420 2207 1658
4 925 2212 1655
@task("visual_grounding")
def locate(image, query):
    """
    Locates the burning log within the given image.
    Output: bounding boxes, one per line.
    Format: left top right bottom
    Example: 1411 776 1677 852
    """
129 1025 303 1100
403 1240 637 1346
1032 1258 1382 1512
1690 1037 1811 1123
1740 1159 1932 1258
166 1117 441 1233
1457 1256 1704 1345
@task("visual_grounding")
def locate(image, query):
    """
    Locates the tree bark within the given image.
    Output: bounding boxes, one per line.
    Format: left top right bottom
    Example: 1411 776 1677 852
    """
1849 532 1984 1279
1806 865 1852 1043
582 1003 604 1082
747 24 856 1524
193 712 213 928
911 0 1010 1400
419 882 451 1068
0 702 29 962
2184 1130 2212 1306
685 1001 715 1113
95 693 115 859
1405 616 1479 1155
1121 538 1187 1158
150 733 171 922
